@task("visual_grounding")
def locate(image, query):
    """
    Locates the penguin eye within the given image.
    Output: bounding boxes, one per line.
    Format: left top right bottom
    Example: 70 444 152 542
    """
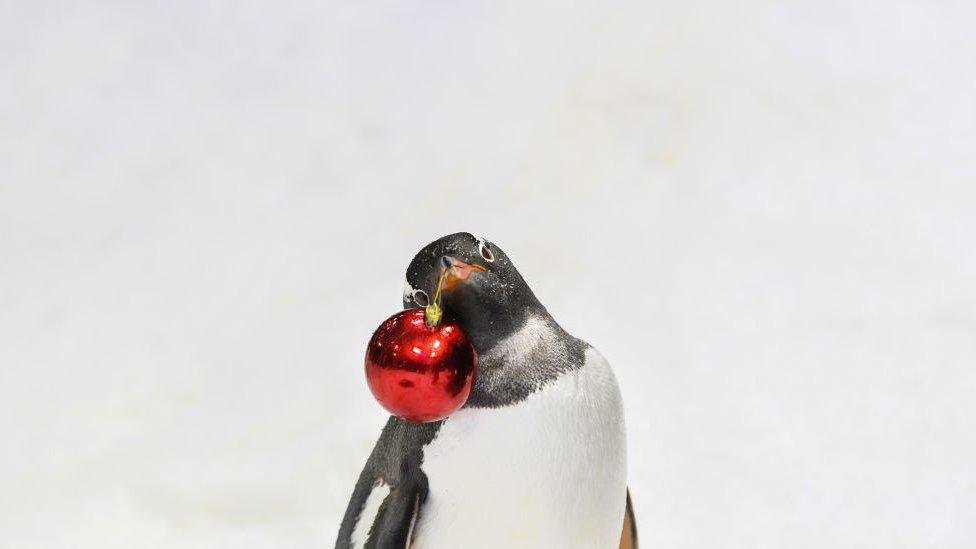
413 290 430 306
479 242 495 262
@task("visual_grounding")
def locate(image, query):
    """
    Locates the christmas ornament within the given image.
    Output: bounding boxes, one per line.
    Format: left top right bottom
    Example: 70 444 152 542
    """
364 270 477 422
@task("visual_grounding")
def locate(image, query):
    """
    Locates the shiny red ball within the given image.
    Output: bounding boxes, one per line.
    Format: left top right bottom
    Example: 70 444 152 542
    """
365 308 477 422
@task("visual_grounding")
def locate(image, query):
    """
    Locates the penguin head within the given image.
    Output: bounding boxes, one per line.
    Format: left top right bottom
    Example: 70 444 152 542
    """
403 232 543 351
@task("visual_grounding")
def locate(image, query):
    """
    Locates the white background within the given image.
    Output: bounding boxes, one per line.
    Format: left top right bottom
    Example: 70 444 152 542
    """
2 1 974 547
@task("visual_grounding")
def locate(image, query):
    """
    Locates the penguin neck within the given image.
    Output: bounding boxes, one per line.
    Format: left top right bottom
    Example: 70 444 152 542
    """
462 306 586 409
477 312 562 360
465 300 551 355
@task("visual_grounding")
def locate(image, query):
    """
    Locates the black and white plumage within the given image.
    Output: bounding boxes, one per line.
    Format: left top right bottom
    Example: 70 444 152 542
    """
336 232 636 548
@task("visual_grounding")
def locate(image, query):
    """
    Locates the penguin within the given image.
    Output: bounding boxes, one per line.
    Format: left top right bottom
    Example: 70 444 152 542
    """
336 232 637 549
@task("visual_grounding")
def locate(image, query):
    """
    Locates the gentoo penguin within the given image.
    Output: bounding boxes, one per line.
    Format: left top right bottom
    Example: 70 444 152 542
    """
336 232 636 548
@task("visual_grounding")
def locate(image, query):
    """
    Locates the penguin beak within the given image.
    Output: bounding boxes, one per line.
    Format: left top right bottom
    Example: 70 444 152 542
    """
440 256 486 290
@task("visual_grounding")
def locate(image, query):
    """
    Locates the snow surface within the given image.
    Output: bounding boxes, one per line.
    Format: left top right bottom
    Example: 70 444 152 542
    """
2 1 975 547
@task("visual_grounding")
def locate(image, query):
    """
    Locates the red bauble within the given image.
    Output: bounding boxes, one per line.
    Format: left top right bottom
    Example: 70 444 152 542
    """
365 308 477 422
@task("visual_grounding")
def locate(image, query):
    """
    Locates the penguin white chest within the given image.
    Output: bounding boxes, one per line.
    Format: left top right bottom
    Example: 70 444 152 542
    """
411 348 627 549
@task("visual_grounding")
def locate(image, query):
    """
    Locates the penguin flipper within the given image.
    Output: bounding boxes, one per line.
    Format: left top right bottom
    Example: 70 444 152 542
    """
336 417 439 549
619 489 638 549
365 466 428 548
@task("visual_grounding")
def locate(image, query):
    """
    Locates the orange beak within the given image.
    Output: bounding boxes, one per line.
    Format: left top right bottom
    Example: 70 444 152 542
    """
442 257 486 291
